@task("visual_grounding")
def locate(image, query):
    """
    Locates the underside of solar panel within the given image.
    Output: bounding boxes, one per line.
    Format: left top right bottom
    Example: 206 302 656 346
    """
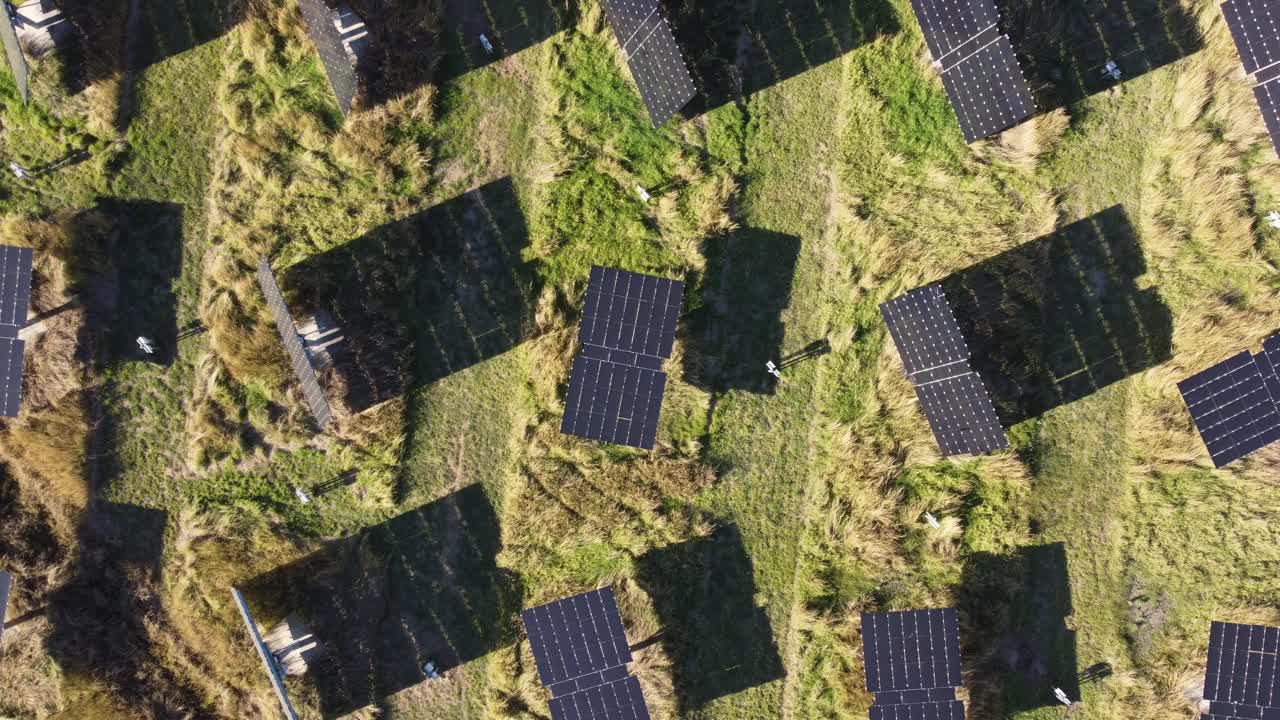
561 266 684 450
256 259 334 429
600 0 696 126
861 609 966 720
907 0 1035 142
880 285 1009 456
1202 620 1280 719
521 587 652 720
1178 337 1280 467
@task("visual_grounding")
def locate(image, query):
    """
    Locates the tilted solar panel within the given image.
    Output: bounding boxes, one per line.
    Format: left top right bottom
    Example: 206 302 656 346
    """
1222 0 1280 76
548 675 652 720
910 0 999 63
940 35 1036 144
0 571 10 647
562 266 683 450
0 337 23 417
1253 76 1280 158
298 0 358 116
914 372 1010 456
880 285 970 379
231 588 300 720
0 6 28 103
1178 351 1280 467
521 587 634 694
1203 620 1280 717
861 609 963 695
0 245 32 338
256 259 333 429
870 700 966 720
601 0 696 126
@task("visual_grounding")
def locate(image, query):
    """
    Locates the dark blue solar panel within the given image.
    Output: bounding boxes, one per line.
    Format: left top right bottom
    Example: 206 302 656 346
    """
1179 352 1280 467
1204 621 1280 712
521 587 633 692
580 266 683 361
1221 0 1280 76
862 609 963 694
0 245 31 338
870 700 966 720
0 337 23 417
549 675 651 720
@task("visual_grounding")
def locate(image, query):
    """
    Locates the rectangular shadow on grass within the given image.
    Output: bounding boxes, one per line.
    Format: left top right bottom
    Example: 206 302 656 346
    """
434 0 569 86
682 227 801 396
1000 0 1202 109
939 204 1172 425
94 198 184 367
958 542 1080 714
242 483 523 717
664 0 899 115
281 177 536 414
58 0 248 94
635 524 785 712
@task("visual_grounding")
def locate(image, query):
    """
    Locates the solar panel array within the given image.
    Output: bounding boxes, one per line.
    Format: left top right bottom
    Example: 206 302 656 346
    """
881 285 1009 456
256 259 333 429
521 588 651 720
601 0 696 126
1201 620 1280 719
907 0 1034 142
561 266 683 450
1222 0 1280 157
861 609 966 720
1177 336 1280 467
298 0 358 117
0 246 31 418
231 588 299 720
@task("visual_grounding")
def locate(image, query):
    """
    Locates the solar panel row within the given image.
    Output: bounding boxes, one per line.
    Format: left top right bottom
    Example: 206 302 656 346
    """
600 0 696 126
880 285 1009 456
298 0 358 116
562 266 684 450
1178 348 1280 467
256 259 334 429
522 588 652 720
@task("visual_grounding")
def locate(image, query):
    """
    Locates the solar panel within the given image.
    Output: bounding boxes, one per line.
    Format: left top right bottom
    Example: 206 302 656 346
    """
562 266 683 450
1203 620 1280 717
1253 76 1280 157
297 0 358 116
909 0 999 64
0 245 32 338
1178 351 1280 467
601 0 696 126
880 285 970 380
940 35 1036 143
870 701 966 720
861 608 964 695
0 337 24 418
231 587 300 720
0 571 10 647
521 587 633 693
548 675 652 720
915 372 1009 456
256 259 333 429
1222 0 1280 76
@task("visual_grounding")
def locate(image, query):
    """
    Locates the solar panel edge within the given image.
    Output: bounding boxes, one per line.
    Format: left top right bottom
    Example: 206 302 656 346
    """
255 259 333 429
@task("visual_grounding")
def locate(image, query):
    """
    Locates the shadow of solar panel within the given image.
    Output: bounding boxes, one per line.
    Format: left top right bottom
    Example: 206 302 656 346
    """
521 587 633 692
1222 0 1280 75
880 285 970 379
299 0 358 116
915 373 1009 456
549 675 652 720
1178 351 1280 467
940 35 1035 143
1203 620 1280 715
0 6 28 102
256 260 333 429
436 0 568 86
602 0 695 126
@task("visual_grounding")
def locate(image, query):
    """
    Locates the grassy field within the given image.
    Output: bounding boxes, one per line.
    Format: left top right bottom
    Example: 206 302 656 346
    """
2 0 1280 719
